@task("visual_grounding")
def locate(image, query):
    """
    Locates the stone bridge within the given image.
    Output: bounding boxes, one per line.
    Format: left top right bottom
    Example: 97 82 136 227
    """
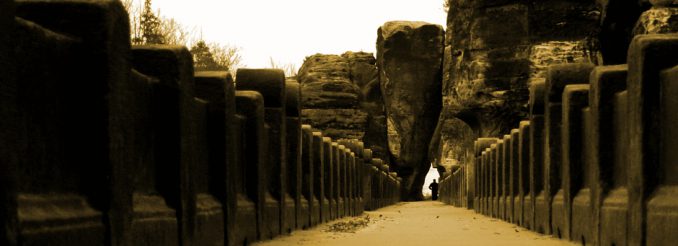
440 39 678 246
2 0 678 246
0 1 401 245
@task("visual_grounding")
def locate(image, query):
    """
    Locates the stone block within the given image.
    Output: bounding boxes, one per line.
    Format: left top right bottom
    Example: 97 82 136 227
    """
509 128 521 224
0 0 16 244
333 143 344 218
518 121 531 227
194 71 236 246
323 137 336 219
540 63 593 235
551 84 589 241
584 65 628 246
311 131 328 223
234 91 267 244
600 91 629 246
495 140 505 219
489 144 498 217
501 135 511 220
474 138 498 212
190 98 226 246
646 64 678 245
377 21 444 200
13 1 135 244
627 34 678 246
131 45 198 245
236 68 291 236
529 81 546 232
301 126 317 227
469 4 528 50
285 81 306 230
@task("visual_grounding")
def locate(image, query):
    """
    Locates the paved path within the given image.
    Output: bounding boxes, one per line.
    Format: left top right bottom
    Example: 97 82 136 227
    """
255 201 576 245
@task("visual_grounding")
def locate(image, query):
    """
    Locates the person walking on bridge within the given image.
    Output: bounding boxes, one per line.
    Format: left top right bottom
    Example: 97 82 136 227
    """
429 179 439 200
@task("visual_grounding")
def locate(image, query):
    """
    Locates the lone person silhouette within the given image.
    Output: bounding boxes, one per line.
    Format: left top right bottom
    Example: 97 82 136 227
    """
429 179 439 200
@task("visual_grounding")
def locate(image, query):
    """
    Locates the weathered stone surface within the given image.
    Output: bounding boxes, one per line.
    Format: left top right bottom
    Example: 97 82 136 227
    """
297 52 388 160
626 34 678 246
300 81 361 109
431 118 475 176
234 91 266 244
15 1 135 244
0 0 17 244
554 84 589 241
236 68 289 238
584 65 627 246
301 109 368 140
377 21 444 200
298 54 360 109
633 7 678 34
648 64 678 245
132 45 199 246
442 0 598 140
194 71 236 246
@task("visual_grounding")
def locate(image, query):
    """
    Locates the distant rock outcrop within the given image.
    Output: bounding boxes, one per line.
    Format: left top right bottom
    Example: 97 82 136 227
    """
377 21 444 201
298 53 389 159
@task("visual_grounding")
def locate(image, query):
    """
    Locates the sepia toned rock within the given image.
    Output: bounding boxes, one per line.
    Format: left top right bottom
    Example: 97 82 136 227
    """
377 21 444 201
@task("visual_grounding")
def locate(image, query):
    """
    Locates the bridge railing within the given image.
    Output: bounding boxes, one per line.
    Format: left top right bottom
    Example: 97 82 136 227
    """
0 1 400 245
439 34 678 246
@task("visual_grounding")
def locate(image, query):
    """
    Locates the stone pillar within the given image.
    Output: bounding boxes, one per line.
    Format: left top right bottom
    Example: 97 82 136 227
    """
583 65 628 246
539 63 594 235
190 98 223 245
333 143 343 218
377 21 444 201
0 0 16 244
490 144 497 215
501 135 511 220
474 138 497 212
236 68 290 237
554 84 589 241
509 128 521 224
348 151 358 216
517 121 531 227
299 125 313 228
593 73 628 246
194 71 236 246
480 150 488 215
313 132 329 223
131 46 199 246
362 149 374 211
649 46 678 246
12 1 134 244
323 138 335 219
528 80 546 231
285 81 306 230
627 34 678 246
234 91 267 244
494 141 503 218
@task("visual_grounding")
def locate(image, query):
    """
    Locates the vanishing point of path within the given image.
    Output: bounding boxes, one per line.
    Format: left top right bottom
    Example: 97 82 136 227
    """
254 201 576 246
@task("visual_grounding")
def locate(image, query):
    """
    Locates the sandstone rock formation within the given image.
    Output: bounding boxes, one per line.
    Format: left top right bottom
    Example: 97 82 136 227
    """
377 21 444 200
443 0 599 139
298 53 389 159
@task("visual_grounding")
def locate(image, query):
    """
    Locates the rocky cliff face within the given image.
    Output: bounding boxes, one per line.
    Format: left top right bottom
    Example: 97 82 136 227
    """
377 21 444 200
435 0 672 176
443 0 600 139
298 52 389 159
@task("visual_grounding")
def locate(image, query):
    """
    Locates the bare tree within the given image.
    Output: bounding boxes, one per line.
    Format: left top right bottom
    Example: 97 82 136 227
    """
160 17 194 45
268 57 298 77
209 42 242 75
124 0 244 73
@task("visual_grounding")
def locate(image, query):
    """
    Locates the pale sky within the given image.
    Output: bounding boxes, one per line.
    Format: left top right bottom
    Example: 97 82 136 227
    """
149 0 447 70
